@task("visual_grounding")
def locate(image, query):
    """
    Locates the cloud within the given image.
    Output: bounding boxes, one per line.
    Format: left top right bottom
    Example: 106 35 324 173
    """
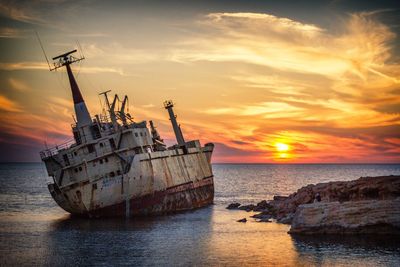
0 95 22 112
0 62 49 71
179 11 400 162
206 12 323 36
0 1 45 25
204 102 303 117
0 27 27 38
0 61 127 75
171 11 398 81
9 78 31 91
0 7 399 163
141 104 155 108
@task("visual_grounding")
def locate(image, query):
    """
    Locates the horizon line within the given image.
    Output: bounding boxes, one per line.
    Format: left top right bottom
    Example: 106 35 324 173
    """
0 161 399 165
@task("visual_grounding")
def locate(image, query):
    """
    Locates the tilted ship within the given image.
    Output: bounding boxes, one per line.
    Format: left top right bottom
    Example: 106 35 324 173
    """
40 50 214 217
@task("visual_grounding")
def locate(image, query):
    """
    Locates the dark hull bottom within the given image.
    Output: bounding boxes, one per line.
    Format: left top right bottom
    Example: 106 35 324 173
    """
84 177 214 218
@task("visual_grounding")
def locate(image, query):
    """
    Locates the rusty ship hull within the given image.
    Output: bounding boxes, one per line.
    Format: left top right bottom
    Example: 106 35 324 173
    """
46 145 214 218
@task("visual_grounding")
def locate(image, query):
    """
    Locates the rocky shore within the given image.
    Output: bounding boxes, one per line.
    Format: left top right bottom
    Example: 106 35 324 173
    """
227 175 400 235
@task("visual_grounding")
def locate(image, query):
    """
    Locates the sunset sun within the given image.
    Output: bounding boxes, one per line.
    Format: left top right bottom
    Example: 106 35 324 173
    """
274 142 291 160
275 142 290 152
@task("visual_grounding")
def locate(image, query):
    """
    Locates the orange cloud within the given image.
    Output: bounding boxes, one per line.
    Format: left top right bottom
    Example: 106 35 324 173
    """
0 95 22 112
0 9 399 163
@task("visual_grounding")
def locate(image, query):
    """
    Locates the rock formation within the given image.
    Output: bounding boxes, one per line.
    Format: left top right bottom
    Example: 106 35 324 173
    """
289 198 400 234
270 175 400 223
226 203 241 210
226 175 400 233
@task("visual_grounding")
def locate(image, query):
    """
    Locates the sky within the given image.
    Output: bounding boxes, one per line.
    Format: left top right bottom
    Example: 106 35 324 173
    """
0 0 399 163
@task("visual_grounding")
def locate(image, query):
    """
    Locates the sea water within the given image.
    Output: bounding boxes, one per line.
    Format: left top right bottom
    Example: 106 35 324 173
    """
0 163 399 266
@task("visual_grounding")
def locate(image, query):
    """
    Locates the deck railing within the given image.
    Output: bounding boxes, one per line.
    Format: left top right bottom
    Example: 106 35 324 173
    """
40 138 76 159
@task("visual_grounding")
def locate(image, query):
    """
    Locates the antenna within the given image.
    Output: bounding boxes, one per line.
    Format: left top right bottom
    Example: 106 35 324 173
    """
76 40 85 59
35 31 52 71
99 90 112 110
51 49 85 71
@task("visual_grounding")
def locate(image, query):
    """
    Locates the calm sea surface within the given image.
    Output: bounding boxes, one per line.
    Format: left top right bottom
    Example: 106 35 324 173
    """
0 163 399 266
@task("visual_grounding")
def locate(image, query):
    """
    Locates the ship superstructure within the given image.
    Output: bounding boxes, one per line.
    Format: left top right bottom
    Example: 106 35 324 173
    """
40 50 214 217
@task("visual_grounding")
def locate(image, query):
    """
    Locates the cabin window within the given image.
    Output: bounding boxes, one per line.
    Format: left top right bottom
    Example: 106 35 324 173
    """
135 133 138 137
63 154 70 166
104 157 108 163
117 170 121 175
74 151 77 156
109 138 116 150
87 144 95 153
110 171 115 177
140 132 143 137
73 130 82 145
100 143 104 147
79 166 82 171
90 124 101 139
74 168 78 173
100 159 103 164
92 183 97 190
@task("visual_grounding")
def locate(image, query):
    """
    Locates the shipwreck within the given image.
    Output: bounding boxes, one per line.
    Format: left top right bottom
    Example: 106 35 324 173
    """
40 49 214 217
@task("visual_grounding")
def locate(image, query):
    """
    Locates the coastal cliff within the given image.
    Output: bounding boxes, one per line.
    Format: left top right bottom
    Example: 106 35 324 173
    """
289 198 400 234
228 175 400 234
270 175 400 223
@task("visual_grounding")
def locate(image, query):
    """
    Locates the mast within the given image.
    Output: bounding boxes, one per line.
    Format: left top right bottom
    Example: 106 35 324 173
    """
119 95 129 126
164 100 185 146
99 90 119 130
51 50 91 128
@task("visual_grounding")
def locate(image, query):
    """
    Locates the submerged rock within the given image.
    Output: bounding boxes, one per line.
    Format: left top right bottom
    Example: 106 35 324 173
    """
277 213 294 225
273 196 288 201
289 198 400 235
253 200 274 212
237 218 247 223
226 203 241 210
251 212 272 222
251 212 272 220
238 204 256 212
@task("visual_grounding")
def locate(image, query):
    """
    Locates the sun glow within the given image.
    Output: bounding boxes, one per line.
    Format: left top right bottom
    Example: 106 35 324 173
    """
274 142 292 160
275 142 290 152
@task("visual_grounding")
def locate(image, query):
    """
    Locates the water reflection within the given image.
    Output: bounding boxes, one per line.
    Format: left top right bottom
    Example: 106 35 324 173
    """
291 234 400 266
43 207 215 266
203 206 301 266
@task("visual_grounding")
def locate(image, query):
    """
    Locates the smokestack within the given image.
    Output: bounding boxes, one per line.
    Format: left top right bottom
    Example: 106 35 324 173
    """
65 63 91 127
50 50 91 129
164 100 185 146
